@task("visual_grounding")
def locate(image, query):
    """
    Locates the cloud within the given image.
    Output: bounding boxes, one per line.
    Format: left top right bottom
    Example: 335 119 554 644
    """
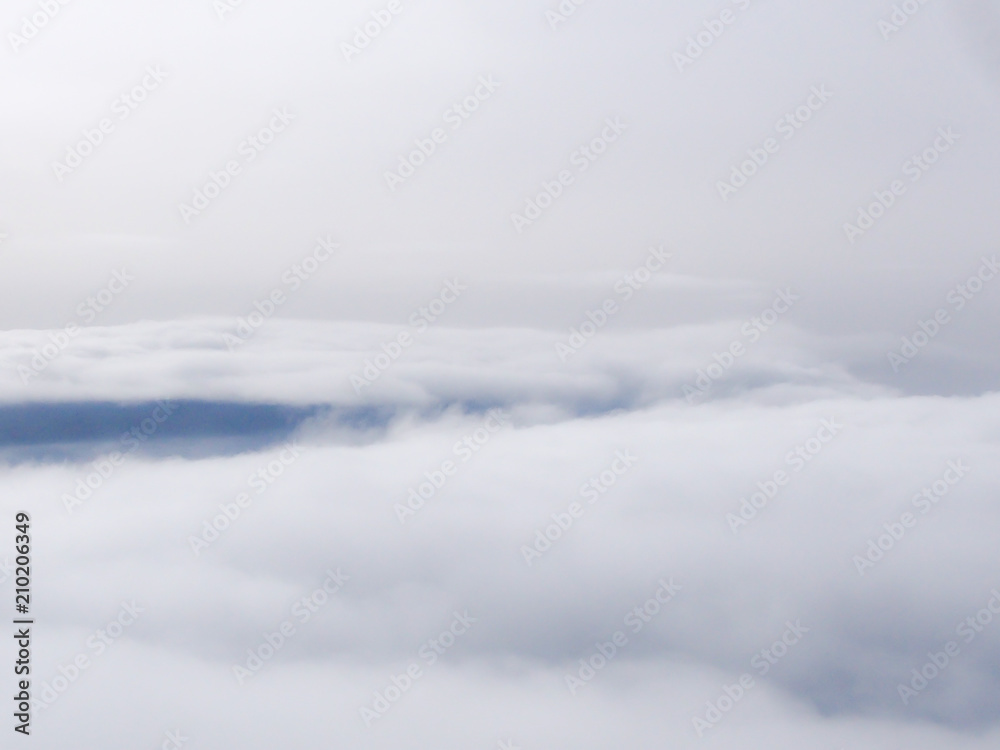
4 0 1000 746
4 381 999 746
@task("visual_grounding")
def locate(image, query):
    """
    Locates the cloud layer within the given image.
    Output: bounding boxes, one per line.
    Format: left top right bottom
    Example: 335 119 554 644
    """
3 0 999 747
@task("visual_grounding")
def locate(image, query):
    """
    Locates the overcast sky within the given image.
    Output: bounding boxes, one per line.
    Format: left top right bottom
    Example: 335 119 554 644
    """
2 0 999 748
